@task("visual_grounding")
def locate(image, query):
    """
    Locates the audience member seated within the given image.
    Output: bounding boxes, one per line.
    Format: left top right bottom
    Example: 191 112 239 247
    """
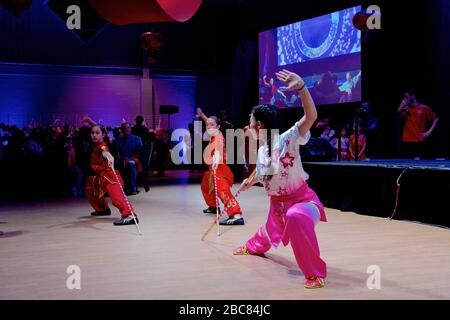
116 122 143 195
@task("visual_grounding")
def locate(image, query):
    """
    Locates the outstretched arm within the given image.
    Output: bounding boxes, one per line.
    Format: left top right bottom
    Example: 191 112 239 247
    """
276 69 317 137
354 71 362 85
196 108 209 123
82 115 97 127
236 169 258 193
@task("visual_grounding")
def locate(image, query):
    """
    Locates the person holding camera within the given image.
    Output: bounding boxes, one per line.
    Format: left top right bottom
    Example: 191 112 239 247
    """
397 89 439 159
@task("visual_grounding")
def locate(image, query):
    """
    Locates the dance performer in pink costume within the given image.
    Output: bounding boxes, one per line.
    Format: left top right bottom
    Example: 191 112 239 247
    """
234 69 327 289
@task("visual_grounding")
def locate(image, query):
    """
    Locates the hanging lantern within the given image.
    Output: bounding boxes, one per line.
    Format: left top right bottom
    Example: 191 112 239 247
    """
352 10 372 32
0 0 32 16
88 0 203 25
139 32 164 51
139 32 164 64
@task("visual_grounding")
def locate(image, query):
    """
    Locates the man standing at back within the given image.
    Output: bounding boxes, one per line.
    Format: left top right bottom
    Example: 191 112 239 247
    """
398 89 439 159
131 115 148 142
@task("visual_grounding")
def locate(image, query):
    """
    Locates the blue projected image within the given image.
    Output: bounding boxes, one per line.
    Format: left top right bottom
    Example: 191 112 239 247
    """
277 6 361 66
259 5 362 107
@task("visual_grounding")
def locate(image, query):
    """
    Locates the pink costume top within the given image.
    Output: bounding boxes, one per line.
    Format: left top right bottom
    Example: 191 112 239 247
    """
254 122 327 248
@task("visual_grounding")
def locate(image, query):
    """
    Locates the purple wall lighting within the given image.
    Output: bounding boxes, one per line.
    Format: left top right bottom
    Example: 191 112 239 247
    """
0 63 198 131
153 76 197 131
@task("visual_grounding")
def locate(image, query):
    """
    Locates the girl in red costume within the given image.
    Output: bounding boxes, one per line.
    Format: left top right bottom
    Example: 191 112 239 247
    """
197 108 244 225
85 125 139 226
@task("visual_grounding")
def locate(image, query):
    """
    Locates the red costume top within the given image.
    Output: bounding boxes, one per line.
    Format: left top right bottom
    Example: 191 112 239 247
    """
90 141 118 185
205 133 227 168
348 133 366 160
402 104 436 142
86 141 132 217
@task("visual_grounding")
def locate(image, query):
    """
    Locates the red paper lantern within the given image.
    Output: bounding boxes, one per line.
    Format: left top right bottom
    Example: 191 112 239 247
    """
0 0 32 16
352 11 371 32
89 0 203 25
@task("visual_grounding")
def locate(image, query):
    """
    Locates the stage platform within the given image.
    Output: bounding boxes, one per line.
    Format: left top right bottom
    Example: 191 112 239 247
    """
303 159 450 228
1 174 450 300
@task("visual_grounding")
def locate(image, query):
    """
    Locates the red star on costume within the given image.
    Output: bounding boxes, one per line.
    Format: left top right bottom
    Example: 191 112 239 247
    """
284 139 290 146
280 152 295 168
278 187 288 195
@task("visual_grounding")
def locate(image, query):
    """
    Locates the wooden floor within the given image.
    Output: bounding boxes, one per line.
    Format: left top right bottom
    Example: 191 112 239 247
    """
1 173 450 300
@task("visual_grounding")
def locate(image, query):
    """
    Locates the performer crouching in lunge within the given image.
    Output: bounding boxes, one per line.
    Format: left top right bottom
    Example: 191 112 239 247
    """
197 108 244 225
233 69 327 289
85 125 139 226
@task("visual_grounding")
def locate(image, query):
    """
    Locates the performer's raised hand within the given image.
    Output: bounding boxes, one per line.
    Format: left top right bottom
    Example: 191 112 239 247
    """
82 115 97 127
197 107 208 122
276 69 305 91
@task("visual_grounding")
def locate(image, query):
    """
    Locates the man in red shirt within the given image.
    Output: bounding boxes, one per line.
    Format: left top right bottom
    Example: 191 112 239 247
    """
398 89 439 159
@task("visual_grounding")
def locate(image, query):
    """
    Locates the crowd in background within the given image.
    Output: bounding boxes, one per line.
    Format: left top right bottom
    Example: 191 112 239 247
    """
0 116 170 199
312 103 379 161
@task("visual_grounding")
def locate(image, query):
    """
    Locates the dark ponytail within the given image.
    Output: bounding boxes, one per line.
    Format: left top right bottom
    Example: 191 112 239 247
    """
251 104 282 157
251 104 282 180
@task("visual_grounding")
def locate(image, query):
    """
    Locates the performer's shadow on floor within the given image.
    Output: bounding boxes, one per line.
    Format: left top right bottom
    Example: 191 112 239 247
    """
201 218 243 239
262 253 395 291
47 216 141 235
47 216 118 231
1 222 30 238
0 230 29 238
263 253 450 298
